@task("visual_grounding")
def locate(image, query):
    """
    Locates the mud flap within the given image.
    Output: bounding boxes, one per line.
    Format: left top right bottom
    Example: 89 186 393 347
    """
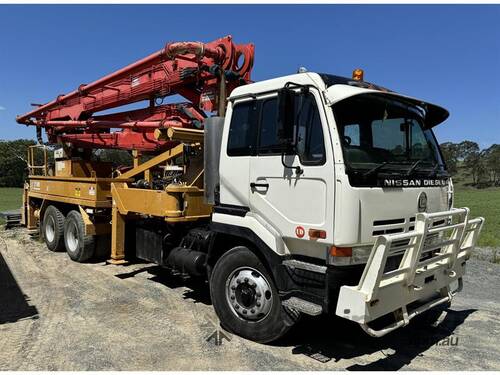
336 208 484 337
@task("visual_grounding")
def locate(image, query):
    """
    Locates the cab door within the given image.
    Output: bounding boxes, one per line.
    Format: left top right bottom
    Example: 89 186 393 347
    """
248 89 334 248
218 99 258 208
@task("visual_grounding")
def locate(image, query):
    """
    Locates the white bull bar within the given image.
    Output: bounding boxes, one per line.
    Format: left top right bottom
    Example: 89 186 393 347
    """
336 208 484 337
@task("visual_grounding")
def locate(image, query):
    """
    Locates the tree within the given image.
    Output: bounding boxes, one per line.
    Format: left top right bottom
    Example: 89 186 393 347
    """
483 144 500 185
457 140 486 185
440 142 460 175
0 139 36 187
463 150 488 185
93 148 133 167
457 140 480 160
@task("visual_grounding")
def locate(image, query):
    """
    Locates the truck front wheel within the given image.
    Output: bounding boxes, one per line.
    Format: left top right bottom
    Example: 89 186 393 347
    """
42 205 65 252
210 246 298 343
63 210 95 263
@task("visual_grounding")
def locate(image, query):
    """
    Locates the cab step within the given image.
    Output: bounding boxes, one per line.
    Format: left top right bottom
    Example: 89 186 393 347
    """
282 297 323 316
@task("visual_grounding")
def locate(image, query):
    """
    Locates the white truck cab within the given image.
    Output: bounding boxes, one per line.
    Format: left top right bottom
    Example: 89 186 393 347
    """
206 71 484 341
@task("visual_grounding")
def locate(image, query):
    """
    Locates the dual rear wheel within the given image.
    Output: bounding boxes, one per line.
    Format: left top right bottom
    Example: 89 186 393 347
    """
42 205 65 252
42 206 95 262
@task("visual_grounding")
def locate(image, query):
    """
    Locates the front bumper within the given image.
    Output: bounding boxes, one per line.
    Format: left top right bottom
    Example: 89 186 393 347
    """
335 208 484 337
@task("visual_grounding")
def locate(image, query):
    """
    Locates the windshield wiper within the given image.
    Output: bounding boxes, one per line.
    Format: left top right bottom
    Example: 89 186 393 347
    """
405 159 425 176
361 160 448 179
363 161 402 177
407 161 449 178
430 163 450 178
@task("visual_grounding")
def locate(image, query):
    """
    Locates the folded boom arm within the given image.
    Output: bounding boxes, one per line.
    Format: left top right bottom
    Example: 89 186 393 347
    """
17 35 254 151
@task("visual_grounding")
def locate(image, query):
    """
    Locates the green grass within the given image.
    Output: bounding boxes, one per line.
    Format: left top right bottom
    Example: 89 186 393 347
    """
449 162 499 247
0 187 23 223
454 187 500 247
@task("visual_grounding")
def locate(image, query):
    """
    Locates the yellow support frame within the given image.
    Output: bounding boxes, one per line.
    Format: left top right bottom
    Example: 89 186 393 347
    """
27 176 132 208
109 144 212 264
78 206 111 236
120 144 184 179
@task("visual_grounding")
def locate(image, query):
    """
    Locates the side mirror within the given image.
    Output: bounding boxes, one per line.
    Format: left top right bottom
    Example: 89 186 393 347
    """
277 85 304 175
400 120 411 132
277 87 296 152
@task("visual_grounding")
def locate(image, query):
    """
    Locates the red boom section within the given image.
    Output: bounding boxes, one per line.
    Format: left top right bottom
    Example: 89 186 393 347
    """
17 35 254 151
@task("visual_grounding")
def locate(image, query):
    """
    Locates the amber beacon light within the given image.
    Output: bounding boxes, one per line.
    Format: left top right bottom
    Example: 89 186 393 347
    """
352 68 364 81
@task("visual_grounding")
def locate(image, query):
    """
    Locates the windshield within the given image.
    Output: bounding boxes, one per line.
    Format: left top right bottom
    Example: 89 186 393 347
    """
332 94 447 186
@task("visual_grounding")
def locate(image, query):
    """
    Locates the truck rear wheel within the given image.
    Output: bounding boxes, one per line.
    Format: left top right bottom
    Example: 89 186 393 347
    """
42 205 65 252
210 246 298 343
94 235 111 260
63 210 95 263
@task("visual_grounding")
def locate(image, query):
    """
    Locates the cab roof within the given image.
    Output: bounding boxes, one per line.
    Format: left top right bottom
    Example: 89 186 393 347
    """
229 71 449 128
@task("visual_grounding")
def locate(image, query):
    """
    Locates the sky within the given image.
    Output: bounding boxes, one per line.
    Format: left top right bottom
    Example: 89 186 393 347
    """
0 4 499 149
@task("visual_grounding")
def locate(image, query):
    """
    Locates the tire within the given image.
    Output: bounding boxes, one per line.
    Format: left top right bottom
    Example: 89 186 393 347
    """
63 210 95 263
210 246 299 343
42 205 65 252
94 235 111 260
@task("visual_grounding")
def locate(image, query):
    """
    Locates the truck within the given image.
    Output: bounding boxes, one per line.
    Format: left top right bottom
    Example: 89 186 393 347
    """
16 36 484 343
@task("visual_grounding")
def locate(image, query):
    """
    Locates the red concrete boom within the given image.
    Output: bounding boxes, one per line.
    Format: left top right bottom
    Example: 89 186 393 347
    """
17 35 254 151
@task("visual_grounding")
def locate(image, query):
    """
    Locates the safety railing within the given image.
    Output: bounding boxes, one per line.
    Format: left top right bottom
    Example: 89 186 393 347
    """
27 144 49 176
336 208 484 337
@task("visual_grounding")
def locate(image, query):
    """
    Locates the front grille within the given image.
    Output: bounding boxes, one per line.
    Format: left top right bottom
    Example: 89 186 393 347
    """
384 243 439 272
372 215 447 237
373 218 405 226
372 217 409 236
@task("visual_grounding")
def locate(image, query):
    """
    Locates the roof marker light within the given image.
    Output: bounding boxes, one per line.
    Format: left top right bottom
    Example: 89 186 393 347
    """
352 68 364 81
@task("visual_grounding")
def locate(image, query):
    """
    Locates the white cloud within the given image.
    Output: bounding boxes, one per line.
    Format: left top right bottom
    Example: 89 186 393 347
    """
0 106 5 111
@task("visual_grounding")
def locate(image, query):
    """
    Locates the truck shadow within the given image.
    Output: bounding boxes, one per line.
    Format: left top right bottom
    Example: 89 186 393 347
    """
147 266 212 305
114 264 212 305
276 308 476 370
113 262 476 370
0 247 39 324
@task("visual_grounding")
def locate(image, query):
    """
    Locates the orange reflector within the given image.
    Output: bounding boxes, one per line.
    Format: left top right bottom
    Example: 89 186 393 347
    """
308 228 326 239
330 246 352 257
352 68 364 81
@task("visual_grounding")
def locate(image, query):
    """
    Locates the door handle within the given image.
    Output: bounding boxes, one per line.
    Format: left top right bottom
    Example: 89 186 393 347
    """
250 182 269 189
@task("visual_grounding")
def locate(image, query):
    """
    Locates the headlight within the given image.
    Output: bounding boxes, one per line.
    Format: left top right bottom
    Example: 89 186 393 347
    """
352 245 373 263
328 245 373 265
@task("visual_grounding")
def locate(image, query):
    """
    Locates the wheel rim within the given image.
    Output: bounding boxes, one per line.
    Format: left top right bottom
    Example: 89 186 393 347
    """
225 267 273 322
66 222 79 253
45 216 55 243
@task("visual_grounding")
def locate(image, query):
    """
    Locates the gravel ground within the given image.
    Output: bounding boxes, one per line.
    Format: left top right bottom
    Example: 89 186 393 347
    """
0 227 499 370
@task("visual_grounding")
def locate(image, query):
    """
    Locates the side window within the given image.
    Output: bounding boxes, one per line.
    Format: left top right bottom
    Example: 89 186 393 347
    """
227 100 257 156
343 124 360 146
295 94 326 165
258 98 282 154
230 92 326 165
255 92 326 165
411 121 431 160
